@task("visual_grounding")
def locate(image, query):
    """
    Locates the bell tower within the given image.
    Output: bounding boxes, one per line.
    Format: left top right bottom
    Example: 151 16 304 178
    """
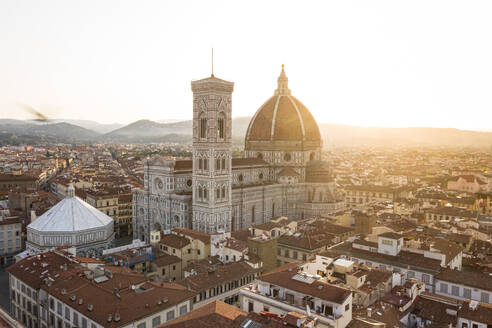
191 75 234 234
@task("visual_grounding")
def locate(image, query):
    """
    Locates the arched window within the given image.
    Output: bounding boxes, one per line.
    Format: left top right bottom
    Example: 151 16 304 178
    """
216 158 220 170
199 113 207 139
198 187 203 199
310 152 316 161
272 202 275 217
199 158 203 170
221 158 226 170
251 205 255 223
203 158 208 170
218 113 225 139
222 186 226 199
216 187 220 200
204 189 208 200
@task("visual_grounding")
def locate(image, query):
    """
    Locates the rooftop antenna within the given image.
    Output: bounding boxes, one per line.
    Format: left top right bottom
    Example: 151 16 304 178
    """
211 48 214 77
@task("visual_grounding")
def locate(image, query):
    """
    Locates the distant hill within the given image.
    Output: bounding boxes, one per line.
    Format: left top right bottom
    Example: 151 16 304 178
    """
49 119 123 134
97 118 492 147
0 118 122 134
319 124 492 148
1 117 491 147
98 120 191 142
98 118 251 143
0 120 99 142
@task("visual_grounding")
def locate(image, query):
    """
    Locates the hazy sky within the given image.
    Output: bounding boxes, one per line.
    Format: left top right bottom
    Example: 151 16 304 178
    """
1 1 491 130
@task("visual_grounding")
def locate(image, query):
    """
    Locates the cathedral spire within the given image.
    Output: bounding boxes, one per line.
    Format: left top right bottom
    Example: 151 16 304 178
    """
275 64 291 95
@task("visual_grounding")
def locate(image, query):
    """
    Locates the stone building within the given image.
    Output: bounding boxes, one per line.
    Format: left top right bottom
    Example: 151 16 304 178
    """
133 66 345 240
26 184 114 256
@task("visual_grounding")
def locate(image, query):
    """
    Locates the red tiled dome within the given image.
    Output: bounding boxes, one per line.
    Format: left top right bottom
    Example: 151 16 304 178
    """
245 66 322 151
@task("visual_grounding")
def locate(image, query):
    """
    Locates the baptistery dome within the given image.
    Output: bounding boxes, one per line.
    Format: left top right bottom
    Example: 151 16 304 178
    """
245 65 322 151
26 184 114 256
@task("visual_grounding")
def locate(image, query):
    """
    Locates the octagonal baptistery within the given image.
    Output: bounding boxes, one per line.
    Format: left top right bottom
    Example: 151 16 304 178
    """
245 65 323 171
26 185 114 257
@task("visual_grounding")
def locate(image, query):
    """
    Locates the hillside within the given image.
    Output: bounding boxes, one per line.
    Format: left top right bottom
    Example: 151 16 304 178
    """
0 121 99 142
1 118 491 148
98 118 250 143
320 124 492 148
49 119 123 134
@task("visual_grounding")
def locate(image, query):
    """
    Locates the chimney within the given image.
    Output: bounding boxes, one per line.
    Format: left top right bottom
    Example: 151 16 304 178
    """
30 210 37 223
367 307 372 317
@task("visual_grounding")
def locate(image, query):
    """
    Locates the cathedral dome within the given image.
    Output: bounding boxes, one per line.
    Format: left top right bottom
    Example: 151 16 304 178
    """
305 160 333 183
245 65 322 151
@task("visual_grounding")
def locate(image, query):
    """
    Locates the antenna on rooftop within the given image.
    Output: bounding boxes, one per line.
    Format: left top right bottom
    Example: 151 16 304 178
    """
211 48 214 77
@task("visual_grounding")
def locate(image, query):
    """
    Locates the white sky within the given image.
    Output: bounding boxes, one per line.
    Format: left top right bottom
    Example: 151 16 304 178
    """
1 0 491 130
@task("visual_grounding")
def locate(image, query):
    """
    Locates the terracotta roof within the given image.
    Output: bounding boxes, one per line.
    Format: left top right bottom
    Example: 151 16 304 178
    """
378 232 403 240
160 301 286 328
0 174 38 181
331 242 442 274
0 216 21 226
259 264 351 304
426 206 477 218
231 230 249 242
252 217 292 231
159 234 191 249
430 238 463 264
7 252 74 290
174 160 192 171
44 273 195 328
411 293 459 326
179 261 258 292
231 158 268 167
172 228 210 245
73 257 104 264
152 253 181 267
225 238 247 252
160 300 245 327
459 300 492 323
435 268 492 292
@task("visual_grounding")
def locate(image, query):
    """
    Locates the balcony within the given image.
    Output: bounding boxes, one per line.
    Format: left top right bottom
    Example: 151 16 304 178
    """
241 286 343 327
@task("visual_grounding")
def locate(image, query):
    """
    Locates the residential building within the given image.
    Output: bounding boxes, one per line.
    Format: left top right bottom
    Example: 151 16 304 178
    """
161 300 302 328
0 215 22 265
277 219 354 267
434 268 492 304
179 261 260 308
150 253 182 282
0 174 39 191
239 262 353 328
448 175 488 193
328 234 444 292
117 193 133 237
344 185 406 207
7 251 196 328
425 206 478 222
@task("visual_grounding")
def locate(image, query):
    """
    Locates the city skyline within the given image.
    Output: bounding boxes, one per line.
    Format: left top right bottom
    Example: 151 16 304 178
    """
1 0 492 130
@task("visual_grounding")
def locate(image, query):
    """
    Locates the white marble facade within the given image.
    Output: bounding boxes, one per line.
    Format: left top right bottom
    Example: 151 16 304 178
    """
133 68 345 240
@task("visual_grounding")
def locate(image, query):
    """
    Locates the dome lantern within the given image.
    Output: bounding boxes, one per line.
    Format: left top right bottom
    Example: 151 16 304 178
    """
245 65 322 151
67 183 75 198
275 64 291 96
